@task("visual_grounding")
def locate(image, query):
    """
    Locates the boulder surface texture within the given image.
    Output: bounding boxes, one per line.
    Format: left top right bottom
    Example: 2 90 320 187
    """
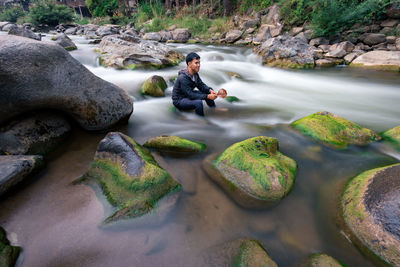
341 164 400 266
0 155 44 196
350 51 400 71
204 136 297 208
302 253 345 267
98 34 184 69
81 132 182 223
291 111 380 149
0 35 133 131
143 135 206 153
141 75 168 97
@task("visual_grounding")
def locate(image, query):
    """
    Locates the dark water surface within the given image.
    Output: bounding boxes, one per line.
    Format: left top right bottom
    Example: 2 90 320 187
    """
1 33 400 266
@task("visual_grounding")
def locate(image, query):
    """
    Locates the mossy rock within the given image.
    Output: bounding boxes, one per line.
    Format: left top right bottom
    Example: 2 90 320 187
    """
79 132 182 223
203 136 297 208
143 135 206 153
0 226 21 267
225 96 240 103
291 111 381 149
341 163 400 266
301 253 345 267
141 75 168 97
265 59 315 69
201 238 277 266
381 125 400 149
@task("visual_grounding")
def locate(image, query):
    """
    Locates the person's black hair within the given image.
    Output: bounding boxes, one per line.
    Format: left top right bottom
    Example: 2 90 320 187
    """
186 52 200 65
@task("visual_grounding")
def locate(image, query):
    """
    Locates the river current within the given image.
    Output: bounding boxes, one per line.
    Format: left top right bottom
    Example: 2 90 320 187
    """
1 33 400 266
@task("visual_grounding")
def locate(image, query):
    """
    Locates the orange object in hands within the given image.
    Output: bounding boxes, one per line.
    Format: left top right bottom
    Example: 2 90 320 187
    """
217 88 227 98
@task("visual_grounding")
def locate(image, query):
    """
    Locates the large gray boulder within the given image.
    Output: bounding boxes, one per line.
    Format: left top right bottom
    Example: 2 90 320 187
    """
2 23 17 32
0 112 71 156
8 26 40 41
224 30 243 43
98 34 184 69
95 24 121 37
0 35 133 131
360 33 387 45
171 28 191 42
351 51 400 71
0 155 44 196
143 32 162 42
254 34 315 69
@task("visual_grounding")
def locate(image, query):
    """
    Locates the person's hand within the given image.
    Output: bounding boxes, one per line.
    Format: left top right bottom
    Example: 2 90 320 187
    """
217 88 227 98
207 92 217 100
210 89 216 94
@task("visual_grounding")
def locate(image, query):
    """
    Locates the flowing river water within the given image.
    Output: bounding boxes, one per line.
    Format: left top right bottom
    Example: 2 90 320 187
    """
1 33 400 266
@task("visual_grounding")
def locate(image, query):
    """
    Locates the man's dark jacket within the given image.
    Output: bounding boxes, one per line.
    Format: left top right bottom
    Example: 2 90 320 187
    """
172 69 212 105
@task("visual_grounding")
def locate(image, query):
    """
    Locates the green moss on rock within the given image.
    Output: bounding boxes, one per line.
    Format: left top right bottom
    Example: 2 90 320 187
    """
232 239 278 267
381 126 400 149
291 111 380 149
225 96 240 103
81 132 182 223
142 75 168 97
308 253 345 267
143 135 206 153
206 136 297 208
0 227 21 267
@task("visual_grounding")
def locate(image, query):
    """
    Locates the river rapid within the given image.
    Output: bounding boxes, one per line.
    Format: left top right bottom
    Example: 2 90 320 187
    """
1 33 400 266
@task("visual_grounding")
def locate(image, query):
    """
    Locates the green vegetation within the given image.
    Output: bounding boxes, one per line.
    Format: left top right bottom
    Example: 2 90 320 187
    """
86 0 118 17
238 0 273 14
291 111 381 149
381 126 400 149
0 227 21 267
29 0 74 26
143 135 207 153
0 6 25 23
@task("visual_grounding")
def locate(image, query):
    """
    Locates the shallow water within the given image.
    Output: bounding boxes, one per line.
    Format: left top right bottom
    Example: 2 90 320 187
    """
1 33 400 266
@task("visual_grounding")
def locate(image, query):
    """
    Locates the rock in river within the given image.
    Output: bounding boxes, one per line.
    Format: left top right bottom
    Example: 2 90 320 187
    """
51 33 77 51
203 136 297 208
300 253 345 266
350 51 400 71
79 132 182 223
141 75 168 97
341 164 400 266
0 35 133 131
0 226 21 266
291 111 381 149
98 34 184 69
381 125 400 149
143 135 206 153
0 155 44 197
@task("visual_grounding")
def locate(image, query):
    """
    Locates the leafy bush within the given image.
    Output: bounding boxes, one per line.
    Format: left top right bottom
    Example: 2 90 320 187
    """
279 0 314 26
136 0 165 24
86 0 118 17
29 0 74 26
238 0 273 14
0 6 26 23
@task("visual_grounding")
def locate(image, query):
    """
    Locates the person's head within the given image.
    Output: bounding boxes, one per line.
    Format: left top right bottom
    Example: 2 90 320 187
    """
186 52 200 74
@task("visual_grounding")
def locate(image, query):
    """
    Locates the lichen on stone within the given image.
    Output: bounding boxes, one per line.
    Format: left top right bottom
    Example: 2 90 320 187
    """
381 126 400 149
291 111 380 149
232 239 278 267
143 135 206 153
308 253 345 267
141 76 168 97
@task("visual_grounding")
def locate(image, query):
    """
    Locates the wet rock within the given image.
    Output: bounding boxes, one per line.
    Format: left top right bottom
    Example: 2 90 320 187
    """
203 136 297 208
341 164 400 266
0 155 44 196
360 33 386 46
51 33 77 51
95 24 121 37
0 35 133 131
224 30 243 43
8 27 41 41
291 111 380 149
315 58 342 67
2 23 17 32
171 28 191 42
252 24 272 44
350 51 400 71
0 113 71 156
300 253 345 266
143 32 162 42
0 226 21 266
201 238 277 266
98 34 184 69
381 125 400 149
143 135 206 153
79 132 182 223
141 75 167 97
254 34 315 69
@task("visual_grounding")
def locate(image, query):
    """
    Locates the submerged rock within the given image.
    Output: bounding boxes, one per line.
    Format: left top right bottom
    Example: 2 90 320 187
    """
381 125 400 149
98 34 184 69
300 253 345 266
0 112 71 156
141 75 167 97
0 226 21 266
254 34 315 69
341 164 400 266
291 111 381 149
143 135 206 153
201 238 277 266
203 136 297 208
51 33 77 51
80 132 182 223
350 51 400 71
0 35 133 131
0 155 44 196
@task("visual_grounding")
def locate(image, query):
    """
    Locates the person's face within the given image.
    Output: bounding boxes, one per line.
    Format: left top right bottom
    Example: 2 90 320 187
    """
188 58 200 73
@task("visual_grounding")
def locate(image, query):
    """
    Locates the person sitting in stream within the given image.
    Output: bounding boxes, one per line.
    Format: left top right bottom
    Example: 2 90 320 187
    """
172 52 228 116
